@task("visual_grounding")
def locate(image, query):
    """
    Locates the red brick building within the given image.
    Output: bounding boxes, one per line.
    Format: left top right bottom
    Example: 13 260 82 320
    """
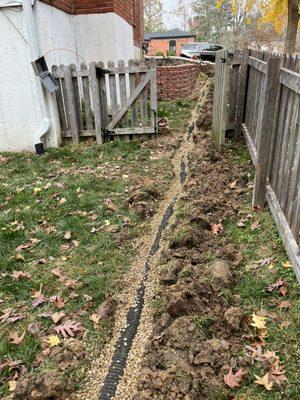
144 29 196 56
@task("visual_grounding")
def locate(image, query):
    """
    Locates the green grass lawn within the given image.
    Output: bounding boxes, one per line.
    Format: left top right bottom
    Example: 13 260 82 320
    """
224 141 300 399
0 140 174 397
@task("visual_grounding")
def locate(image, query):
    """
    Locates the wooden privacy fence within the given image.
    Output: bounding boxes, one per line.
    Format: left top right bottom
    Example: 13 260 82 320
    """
52 59 157 143
212 49 300 281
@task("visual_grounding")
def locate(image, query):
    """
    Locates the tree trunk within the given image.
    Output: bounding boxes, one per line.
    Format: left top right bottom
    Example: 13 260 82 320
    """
284 0 300 54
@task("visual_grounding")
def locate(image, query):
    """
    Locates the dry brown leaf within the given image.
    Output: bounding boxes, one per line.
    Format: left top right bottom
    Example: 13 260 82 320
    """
64 231 71 240
16 238 40 251
266 278 285 292
54 295 66 309
8 380 17 391
9 331 25 345
224 368 247 388
51 268 61 277
254 372 273 390
251 220 261 231
278 300 292 309
211 223 223 236
54 320 80 338
11 271 32 280
279 286 288 297
51 311 66 324
89 313 100 328
104 198 117 212
229 180 237 189
31 290 45 308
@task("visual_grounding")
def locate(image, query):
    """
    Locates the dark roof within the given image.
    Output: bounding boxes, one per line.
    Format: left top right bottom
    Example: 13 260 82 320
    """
144 29 195 41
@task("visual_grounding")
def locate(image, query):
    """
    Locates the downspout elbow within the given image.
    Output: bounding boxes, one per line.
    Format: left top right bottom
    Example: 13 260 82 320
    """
34 116 51 155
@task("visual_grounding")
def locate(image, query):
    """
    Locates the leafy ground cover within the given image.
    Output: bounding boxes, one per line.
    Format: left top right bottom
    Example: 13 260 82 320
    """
0 114 190 399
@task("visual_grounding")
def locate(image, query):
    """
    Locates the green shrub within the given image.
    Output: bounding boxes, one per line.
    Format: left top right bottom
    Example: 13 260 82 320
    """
155 51 165 57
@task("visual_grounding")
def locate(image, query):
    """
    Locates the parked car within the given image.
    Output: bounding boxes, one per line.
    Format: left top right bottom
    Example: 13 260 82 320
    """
181 42 223 61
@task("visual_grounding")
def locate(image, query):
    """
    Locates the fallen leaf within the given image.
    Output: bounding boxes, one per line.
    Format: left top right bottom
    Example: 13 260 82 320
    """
16 238 40 251
8 380 17 391
45 335 61 348
15 253 25 262
270 372 288 385
51 268 61 277
211 223 223 236
64 231 71 240
229 180 237 189
54 320 80 337
27 322 40 336
282 261 291 269
59 197 66 204
9 331 25 345
89 313 100 328
279 321 291 329
104 198 117 212
224 368 247 388
51 312 66 324
257 257 274 267
279 286 288 297
266 278 285 292
251 220 261 231
32 290 45 308
254 372 273 390
278 300 292 309
54 295 66 309
251 314 267 330
11 271 32 280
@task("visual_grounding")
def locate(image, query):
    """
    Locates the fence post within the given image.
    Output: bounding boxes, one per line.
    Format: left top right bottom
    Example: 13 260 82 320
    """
234 49 250 139
253 57 282 207
89 62 103 145
63 65 80 143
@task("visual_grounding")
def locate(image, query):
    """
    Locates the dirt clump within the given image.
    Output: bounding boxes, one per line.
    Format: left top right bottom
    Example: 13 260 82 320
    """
14 370 75 400
209 259 233 288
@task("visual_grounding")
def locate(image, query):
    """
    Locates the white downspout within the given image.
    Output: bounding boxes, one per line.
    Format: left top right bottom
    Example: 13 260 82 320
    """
22 0 51 154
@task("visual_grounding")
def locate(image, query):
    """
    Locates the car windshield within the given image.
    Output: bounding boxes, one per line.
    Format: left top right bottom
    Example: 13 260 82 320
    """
198 43 211 50
182 44 198 50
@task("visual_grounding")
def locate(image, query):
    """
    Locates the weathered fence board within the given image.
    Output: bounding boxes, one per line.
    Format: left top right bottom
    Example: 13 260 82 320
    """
213 49 300 281
52 59 158 143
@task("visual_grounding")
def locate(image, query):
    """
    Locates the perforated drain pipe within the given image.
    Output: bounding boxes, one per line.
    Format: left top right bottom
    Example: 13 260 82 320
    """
99 158 188 400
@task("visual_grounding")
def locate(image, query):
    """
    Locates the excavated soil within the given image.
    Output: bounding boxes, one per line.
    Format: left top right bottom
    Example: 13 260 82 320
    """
129 78 254 399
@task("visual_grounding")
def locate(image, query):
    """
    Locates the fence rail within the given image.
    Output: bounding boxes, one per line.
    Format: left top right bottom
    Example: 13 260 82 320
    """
212 49 300 281
52 59 157 143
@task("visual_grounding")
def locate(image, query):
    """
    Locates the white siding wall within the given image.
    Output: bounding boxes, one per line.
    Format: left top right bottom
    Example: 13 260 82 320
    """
0 2 136 151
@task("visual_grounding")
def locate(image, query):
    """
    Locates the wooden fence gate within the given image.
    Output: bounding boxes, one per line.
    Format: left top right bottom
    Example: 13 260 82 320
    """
212 49 300 281
52 59 157 143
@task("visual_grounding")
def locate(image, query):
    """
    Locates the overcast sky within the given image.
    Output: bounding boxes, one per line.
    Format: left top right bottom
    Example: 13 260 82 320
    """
163 0 179 28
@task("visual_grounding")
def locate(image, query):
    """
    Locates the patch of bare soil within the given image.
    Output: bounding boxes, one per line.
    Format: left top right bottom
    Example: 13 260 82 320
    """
133 77 254 399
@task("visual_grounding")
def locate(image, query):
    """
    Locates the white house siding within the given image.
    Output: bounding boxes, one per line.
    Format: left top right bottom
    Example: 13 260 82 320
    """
0 2 136 152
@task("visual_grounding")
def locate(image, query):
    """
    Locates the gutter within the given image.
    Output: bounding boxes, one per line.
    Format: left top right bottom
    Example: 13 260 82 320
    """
22 0 51 154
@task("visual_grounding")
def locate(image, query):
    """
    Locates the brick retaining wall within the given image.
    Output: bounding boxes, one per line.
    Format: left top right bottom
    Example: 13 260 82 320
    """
157 63 201 100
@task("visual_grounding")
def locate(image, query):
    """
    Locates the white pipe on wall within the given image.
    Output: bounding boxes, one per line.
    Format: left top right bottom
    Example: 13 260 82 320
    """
22 0 51 153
